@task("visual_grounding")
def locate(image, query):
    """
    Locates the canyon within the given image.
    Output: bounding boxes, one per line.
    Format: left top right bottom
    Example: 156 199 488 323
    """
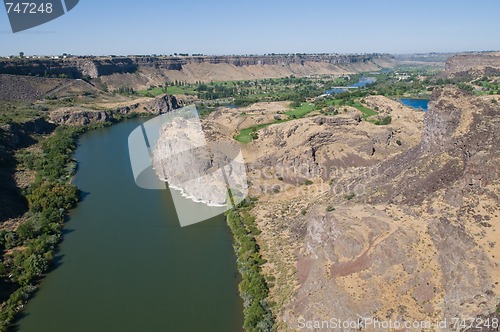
0 54 395 90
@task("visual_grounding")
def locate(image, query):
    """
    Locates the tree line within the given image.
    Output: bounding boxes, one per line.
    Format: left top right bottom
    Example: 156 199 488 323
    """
0 126 85 331
226 198 276 332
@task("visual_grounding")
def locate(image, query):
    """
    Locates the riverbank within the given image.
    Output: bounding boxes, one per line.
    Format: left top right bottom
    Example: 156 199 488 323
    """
0 125 87 331
0 113 143 331
226 198 275 331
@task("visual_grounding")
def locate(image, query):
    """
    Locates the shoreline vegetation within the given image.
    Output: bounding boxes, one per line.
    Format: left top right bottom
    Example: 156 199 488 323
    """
0 125 84 330
0 114 140 331
226 198 276 332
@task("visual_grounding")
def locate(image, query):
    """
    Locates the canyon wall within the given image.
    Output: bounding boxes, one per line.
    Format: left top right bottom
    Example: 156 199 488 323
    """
0 54 395 83
445 52 500 76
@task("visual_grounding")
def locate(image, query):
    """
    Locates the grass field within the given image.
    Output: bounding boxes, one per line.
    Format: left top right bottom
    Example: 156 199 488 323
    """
353 102 377 119
284 102 315 118
235 122 284 143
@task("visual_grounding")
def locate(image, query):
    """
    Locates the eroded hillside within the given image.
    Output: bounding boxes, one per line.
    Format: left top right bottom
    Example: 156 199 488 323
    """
0 54 395 91
239 86 499 331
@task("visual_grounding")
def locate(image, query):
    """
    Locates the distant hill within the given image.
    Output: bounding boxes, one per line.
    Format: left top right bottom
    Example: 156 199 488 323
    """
445 52 500 77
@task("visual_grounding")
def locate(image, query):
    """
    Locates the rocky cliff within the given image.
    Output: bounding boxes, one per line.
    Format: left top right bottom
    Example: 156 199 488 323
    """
103 54 395 89
0 54 395 88
49 94 180 126
445 52 500 78
0 58 138 79
134 54 391 68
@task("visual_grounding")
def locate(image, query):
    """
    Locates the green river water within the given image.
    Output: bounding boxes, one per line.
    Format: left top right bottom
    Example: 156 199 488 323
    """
15 118 244 332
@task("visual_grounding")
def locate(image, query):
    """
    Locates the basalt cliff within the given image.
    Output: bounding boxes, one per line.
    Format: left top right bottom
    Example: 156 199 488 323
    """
0 54 395 89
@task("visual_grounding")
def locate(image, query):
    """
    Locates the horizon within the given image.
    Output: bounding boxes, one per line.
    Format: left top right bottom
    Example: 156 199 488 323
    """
1 0 500 56
1 50 498 58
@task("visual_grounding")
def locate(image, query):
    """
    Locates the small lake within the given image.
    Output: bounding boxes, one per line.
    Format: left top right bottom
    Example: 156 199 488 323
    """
15 118 243 332
400 98 430 111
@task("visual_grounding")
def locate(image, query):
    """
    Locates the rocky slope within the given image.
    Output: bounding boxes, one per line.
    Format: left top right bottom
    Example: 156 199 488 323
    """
445 52 500 78
250 87 499 330
49 94 180 126
0 118 55 225
240 98 423 185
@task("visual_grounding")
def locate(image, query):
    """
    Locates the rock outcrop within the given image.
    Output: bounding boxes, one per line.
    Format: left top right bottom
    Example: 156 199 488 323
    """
49 94 180 126
0 57 138 79
261 87 500 330
445 52 500 78
49 108 112 126
349 87 499 206
241 100 423 186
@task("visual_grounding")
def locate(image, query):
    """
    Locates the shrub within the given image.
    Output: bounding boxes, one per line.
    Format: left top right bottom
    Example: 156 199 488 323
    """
375 116 392 125
226 201 276 331
326 205 335 212
345 193 356 200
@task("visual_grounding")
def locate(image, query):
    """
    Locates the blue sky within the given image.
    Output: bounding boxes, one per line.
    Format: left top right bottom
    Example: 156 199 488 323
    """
1 0 499 56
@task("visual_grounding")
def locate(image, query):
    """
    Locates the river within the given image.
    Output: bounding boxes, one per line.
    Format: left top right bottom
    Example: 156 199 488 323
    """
325 77 376 95
15 118 243 332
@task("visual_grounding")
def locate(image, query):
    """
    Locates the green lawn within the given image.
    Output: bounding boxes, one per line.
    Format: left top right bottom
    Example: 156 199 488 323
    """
285 102 315 118
353 102 377 119
235 122 282 143
235 128 257 143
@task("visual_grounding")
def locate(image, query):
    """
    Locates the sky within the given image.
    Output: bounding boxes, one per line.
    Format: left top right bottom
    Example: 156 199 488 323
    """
1 0 499 56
